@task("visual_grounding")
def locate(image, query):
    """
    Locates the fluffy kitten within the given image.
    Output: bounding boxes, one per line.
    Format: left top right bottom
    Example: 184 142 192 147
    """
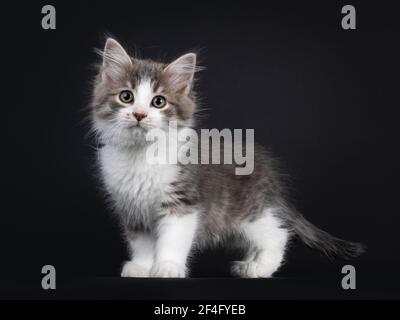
90 38 364 278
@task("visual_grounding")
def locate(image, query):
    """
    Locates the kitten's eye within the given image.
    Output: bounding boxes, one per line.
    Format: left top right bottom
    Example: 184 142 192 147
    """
119 90 134 104
151 95 167 108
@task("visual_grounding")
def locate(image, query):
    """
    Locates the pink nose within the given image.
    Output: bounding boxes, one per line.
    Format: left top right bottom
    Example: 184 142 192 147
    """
133 112 147 121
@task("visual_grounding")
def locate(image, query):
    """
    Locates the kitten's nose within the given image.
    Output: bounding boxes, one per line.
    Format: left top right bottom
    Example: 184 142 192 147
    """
132 112 147 122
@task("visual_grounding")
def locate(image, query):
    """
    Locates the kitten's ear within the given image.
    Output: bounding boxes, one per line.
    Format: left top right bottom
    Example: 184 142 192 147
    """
101 38 132 81
163 53 197 95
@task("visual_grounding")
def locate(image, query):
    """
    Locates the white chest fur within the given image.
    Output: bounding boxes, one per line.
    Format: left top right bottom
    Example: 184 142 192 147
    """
99 144 179 227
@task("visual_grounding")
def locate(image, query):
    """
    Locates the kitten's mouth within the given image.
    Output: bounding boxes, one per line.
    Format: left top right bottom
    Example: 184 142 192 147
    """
128 122 148 131
127 114 147 130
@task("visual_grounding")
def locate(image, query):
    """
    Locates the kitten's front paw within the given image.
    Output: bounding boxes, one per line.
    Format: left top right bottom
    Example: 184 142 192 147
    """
121 261 150 278
150 261 187 278
231 261 274 278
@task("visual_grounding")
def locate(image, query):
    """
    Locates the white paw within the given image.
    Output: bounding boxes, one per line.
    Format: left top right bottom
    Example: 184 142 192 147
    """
150 261 187 278
231 261 275 278
121 261 150 278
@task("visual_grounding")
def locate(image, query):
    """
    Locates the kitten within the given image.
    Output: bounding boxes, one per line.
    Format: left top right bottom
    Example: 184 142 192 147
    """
90 38 364 278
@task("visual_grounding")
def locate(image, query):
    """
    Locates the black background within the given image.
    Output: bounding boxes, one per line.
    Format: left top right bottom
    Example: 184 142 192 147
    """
1 0 399 299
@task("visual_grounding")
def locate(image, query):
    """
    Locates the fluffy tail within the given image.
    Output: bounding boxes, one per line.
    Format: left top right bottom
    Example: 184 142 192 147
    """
288 212 365 259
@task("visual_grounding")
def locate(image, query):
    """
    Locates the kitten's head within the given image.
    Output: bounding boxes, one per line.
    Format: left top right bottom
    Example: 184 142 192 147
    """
91 38 198 147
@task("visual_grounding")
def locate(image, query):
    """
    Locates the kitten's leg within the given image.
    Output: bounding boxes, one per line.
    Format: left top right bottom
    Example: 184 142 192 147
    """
150 211 198 278
232 208 289 278
121 232 154 277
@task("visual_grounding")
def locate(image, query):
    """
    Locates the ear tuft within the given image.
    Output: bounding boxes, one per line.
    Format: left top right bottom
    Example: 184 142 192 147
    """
101 38 132 81
163 53 197 95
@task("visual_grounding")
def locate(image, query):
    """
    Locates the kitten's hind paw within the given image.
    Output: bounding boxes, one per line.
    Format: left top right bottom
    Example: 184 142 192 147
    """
121 261 150 278
150 261 187 278
231 261 275 278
